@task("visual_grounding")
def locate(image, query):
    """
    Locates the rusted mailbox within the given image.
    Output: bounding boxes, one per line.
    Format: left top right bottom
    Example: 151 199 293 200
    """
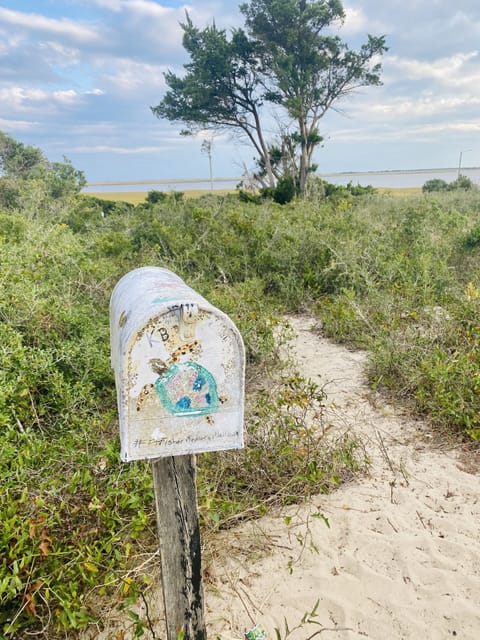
110 266 245 462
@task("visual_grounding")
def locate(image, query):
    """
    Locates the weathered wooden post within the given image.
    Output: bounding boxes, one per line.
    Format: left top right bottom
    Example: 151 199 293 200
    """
110 267 245 640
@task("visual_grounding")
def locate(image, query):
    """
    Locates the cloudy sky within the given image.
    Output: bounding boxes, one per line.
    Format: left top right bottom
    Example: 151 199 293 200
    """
1 0 480 184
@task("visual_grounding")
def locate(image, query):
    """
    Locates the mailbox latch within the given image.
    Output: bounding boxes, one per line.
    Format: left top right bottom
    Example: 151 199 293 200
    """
178 303 199 339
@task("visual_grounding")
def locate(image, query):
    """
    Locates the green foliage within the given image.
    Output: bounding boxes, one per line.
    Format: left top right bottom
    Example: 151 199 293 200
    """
44 157 87 198
307 177 377 200
422 178 449 192
240 0 387 191
267 175 298 204
462 222 480 248
1 173 364 636
146 189 168 204
423 175 476 193
307 189 480 439
3 167 480 636
0 131 44 179
237 188 263 204
0 131 86 211
449 174 475 191
199 373 361 528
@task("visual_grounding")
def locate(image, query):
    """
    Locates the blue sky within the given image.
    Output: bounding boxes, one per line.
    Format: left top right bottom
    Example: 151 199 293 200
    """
1 0 480 184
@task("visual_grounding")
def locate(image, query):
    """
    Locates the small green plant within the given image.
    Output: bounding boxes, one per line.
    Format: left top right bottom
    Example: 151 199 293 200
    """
198 372 363 530
274 600 321 640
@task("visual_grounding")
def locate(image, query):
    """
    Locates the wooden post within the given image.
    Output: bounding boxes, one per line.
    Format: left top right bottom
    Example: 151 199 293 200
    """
152 455 206 640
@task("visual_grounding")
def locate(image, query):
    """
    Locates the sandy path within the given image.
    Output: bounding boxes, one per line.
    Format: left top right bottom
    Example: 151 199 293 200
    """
206 316 480 639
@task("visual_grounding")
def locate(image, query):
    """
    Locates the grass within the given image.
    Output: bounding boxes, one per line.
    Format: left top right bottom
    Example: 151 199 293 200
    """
85 186 420 205
85 188 236 204
377 186 422 196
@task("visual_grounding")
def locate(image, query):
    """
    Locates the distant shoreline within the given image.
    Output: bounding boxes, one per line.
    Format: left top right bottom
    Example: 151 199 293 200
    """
321 166 479 177
85 166 479 188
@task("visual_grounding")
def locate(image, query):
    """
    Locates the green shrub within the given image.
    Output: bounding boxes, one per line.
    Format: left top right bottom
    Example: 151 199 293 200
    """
448 174 475 191
146 189 168 204
271 175 297 204
463 222 480 249
423 175 476 192
422 178 449 192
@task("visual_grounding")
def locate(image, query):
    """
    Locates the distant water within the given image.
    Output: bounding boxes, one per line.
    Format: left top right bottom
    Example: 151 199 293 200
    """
83 167 480 193
324 167 480 189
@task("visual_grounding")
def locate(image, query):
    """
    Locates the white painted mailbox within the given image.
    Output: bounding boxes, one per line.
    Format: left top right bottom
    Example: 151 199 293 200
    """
110 266 245 462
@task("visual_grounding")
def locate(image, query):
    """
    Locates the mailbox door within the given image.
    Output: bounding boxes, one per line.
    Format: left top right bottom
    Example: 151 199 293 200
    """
123 306 243 461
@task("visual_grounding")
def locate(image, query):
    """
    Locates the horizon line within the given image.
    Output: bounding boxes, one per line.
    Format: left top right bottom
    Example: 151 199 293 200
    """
85 166 479 187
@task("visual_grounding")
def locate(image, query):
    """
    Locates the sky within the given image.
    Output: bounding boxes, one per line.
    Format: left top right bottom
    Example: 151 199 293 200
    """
1 0 480 185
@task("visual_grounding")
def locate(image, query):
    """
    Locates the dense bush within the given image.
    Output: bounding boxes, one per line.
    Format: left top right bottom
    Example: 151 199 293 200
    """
2 141 480 636
423 174 476 192
0 131 86 212
0 138 366 637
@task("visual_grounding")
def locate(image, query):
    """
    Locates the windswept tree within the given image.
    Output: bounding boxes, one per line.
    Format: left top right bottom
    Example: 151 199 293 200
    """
152 15 279 187
152 0 387 195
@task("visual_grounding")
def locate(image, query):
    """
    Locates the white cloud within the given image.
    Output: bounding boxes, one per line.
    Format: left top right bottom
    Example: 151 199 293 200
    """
52 90 82 105
97 59 169 94
122 0 175 18
328 116 480 145
0 118 39 131
343 6 370 33
87 0 172 14
0 87 103 113
386 52 479 86
0 87 48 109
85 0 124 11
73 144 174 154
86 0 182 20
342 4 388 35
0 8 101 43
365 95 480 120
38 41 82 66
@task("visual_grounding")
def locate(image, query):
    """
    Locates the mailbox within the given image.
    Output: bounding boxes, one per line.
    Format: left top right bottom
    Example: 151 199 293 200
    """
110 267 245 461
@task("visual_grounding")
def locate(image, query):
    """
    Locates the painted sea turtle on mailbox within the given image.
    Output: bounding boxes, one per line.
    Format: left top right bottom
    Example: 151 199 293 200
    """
140 341 219 417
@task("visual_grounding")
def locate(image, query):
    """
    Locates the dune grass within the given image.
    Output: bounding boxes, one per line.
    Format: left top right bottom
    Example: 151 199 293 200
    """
84 188 235 204
377 186 422 196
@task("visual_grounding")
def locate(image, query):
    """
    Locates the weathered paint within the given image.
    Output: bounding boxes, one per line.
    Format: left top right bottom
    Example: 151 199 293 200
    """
110 267 245 461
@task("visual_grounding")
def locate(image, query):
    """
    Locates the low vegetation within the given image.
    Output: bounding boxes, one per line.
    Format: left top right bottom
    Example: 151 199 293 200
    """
422 174 476 193
1 139 480 637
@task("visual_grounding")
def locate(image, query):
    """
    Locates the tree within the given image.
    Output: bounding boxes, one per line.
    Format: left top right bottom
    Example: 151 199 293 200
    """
0 131 85 209
152 14 278 188
152 0 387 195
0 131 45 179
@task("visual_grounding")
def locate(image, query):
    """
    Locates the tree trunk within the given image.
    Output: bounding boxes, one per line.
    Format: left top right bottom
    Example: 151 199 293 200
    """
298 118 309 194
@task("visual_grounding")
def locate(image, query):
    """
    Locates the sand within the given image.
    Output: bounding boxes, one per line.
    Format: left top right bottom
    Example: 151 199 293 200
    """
82 315 480 640
206 316 480 640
